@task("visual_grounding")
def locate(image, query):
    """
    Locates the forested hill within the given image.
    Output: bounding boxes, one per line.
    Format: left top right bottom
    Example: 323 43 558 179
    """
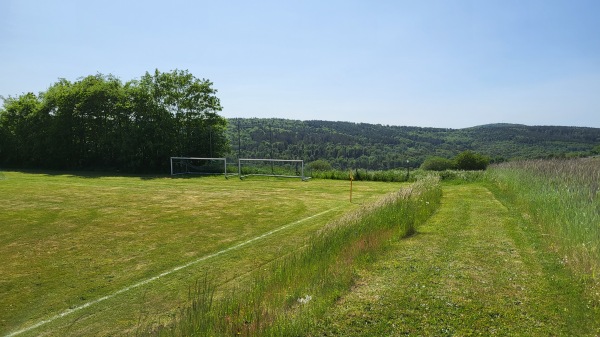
226 118 600 170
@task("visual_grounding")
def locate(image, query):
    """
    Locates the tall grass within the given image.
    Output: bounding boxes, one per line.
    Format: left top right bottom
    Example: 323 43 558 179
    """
150 176 442 336
486 158 600 284
310 168 413 182
308 168 487 183
432 169 487 183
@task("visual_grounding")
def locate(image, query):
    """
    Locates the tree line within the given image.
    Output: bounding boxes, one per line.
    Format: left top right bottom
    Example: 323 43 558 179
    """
0 70 228 172
227 118 422 170
226 118 600 170
3 87 599 174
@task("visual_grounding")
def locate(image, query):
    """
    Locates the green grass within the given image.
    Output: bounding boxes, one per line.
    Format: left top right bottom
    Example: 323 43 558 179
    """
152 176 442 336
0 171 402 336
486 158 600 296
5 162 598 336
310 169 413 182
310 184 600 336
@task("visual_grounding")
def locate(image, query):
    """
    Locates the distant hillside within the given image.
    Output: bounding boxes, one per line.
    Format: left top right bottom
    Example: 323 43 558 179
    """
225 118 600 170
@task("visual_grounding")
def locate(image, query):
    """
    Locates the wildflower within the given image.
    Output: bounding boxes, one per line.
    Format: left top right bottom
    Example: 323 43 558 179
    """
298 295 312 304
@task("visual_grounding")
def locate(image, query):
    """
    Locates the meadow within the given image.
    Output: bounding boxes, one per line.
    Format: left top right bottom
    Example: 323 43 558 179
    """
0 171 403 336
3 157 600 336
153 176 441 336
309 183 600 336
485 157 600 300
155 158 600 336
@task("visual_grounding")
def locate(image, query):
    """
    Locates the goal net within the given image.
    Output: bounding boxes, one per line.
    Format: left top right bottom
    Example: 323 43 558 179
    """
238 159 308 180
170 157 228 176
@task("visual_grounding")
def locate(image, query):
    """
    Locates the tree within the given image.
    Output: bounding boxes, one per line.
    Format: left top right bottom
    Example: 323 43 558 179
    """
40 75 127 169
454 150 490 170
420 156 455 171
0 92 46 167
119 69 228 172
141 69 227 158
0 70 228 173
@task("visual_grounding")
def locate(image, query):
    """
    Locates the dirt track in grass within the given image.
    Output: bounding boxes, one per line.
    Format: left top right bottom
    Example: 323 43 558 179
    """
311 184 600 336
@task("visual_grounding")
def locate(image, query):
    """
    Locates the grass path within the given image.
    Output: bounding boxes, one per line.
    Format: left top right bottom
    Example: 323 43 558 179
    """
311 184 600 336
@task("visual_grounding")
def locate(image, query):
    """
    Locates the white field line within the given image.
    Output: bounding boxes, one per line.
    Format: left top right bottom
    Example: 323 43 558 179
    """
5 207 341 337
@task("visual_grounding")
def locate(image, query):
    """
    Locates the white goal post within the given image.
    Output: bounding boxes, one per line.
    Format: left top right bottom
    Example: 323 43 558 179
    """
238 158 309 180
170 157 229 176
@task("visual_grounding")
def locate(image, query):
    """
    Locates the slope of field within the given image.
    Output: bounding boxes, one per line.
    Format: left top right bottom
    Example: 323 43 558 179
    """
311 184 600 336
0 171 401 336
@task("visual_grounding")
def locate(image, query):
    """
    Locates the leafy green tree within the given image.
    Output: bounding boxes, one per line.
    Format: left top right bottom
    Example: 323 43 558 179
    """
38 75 127 169
124 73 177 171
44 75 126 168
141 69 227 158
454 150 490 170
420 156 455 171
0 70 227 173
0 113 10 164
40 78 78 167
0 92 46 166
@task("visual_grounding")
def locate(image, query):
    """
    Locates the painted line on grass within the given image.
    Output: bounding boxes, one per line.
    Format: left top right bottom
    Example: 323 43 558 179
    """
5 206 342 337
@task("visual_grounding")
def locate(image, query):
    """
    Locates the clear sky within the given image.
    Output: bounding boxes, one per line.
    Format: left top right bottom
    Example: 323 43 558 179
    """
1 0 599 129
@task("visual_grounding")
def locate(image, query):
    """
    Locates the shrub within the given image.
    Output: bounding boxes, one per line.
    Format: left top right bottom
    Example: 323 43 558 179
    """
420 157 455 171
454 150 490 170
308 159 333 171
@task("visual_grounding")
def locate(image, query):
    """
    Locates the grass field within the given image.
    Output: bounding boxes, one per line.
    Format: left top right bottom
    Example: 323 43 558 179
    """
154 175 441 336
3 164 599 336
0 171 403 336
309 184 600 336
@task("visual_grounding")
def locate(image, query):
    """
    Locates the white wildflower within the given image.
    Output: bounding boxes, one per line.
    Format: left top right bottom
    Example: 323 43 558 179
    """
297 295 312 304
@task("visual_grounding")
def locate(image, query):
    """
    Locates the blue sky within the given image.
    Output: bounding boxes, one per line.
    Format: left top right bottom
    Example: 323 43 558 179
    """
1 0 599 128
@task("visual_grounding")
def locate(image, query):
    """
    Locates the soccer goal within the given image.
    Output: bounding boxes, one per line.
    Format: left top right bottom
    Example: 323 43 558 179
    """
170 157 229 177
238 158 309 180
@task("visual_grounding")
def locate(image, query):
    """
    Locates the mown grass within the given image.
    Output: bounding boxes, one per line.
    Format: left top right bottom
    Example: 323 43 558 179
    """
0 171 402 336
150 176 442 336
310 184 600 336
486 158 600 298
